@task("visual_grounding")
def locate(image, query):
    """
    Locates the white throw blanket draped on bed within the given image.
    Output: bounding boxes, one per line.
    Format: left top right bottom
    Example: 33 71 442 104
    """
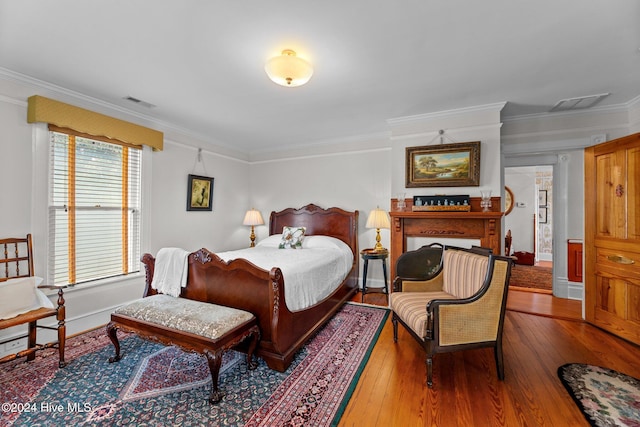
216 235 353 312
151 247 190 297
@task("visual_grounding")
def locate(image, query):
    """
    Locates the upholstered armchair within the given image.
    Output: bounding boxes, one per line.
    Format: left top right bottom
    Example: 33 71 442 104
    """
390 246 512 387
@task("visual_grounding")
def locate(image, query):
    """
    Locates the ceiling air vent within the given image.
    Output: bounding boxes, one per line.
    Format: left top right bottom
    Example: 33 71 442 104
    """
549 93 609 112
123 96 155 109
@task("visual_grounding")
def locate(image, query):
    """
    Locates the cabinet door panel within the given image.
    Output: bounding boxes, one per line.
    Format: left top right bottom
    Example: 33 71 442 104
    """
595 247 640 279
628 147 640 240
595 153 625 238
595 276 626 317
629 283 640 323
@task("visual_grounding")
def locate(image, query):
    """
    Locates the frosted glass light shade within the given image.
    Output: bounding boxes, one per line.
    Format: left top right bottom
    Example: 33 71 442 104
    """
265 50 313 87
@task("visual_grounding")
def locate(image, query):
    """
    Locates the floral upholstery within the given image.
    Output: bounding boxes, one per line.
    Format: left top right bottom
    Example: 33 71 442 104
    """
115 294 255 340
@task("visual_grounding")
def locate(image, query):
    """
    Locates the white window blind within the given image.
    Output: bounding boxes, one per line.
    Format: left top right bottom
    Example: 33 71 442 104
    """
49 129 141 286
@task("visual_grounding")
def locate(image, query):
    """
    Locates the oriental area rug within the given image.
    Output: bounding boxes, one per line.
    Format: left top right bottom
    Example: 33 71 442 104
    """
558 363 640 426
0 303 388 427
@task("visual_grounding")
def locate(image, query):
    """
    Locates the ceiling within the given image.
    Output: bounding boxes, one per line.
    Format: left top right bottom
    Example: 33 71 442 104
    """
1 0 639 155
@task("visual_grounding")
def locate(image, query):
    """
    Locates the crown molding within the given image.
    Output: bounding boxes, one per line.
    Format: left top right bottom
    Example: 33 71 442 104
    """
0 93 26 107
0 67 249 161
625 93 640 109
387 102 507 127
501 100 632 124
248 130 390 163
389 122 503 142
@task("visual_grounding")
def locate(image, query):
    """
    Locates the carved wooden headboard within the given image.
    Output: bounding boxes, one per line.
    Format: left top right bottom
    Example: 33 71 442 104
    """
269 204 359 257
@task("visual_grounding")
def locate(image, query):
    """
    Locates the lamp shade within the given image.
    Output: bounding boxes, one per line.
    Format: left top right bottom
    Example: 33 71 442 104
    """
243 209 264 226
265 49 313 87
366 208 390 229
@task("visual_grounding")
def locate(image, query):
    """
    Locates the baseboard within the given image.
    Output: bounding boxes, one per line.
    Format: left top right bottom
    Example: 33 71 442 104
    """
554 276 584 300
0 305 118 359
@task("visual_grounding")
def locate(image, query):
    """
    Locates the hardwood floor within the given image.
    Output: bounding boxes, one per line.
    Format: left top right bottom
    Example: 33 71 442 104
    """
343 290 639 426
506 289 582 321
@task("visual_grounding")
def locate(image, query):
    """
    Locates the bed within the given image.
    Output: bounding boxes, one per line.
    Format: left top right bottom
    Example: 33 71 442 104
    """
140 204 359 371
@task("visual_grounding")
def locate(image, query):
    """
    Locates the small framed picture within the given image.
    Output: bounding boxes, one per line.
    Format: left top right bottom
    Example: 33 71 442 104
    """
538 190 547 207
187 174 214 211
538 206 548 223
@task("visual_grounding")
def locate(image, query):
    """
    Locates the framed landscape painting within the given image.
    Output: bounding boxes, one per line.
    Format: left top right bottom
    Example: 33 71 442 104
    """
187 174 214 211
406 141 481 187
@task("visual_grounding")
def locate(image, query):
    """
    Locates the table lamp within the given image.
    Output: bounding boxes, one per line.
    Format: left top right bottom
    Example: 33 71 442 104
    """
366 207 390 252
243 208 264 247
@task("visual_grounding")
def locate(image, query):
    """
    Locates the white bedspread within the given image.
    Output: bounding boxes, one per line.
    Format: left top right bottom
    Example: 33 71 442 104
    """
216 235 354 312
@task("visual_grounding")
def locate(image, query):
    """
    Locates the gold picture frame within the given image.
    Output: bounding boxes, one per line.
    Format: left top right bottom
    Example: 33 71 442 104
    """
187 174 214 211
406 141 481 187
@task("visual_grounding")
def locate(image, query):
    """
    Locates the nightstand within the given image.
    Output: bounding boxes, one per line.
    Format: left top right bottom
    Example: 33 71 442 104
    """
360 248 389 303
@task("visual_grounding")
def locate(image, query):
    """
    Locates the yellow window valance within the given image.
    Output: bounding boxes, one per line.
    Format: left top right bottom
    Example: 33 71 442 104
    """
27 95 163 151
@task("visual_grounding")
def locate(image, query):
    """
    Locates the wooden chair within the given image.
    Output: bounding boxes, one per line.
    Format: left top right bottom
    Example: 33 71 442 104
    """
505 229 513 256
0 234 67 367
390 245 512 387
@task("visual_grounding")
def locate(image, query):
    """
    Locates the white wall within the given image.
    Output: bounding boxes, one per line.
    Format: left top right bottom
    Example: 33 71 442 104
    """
389 103 506 203
148 140 250 254
0 87 250 355
1 75 638 354
502 111 596 301
504 167 537 253
249 140 392 288
0 97 32 238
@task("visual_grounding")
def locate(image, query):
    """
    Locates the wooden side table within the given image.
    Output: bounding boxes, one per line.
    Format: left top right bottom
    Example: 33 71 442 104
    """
360 248 389 303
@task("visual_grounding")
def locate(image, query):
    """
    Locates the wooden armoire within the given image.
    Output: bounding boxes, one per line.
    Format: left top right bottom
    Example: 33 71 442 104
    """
584 132 640 345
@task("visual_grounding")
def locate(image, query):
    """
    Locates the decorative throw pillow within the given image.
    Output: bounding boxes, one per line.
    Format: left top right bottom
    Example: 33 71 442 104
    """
279 226 306 249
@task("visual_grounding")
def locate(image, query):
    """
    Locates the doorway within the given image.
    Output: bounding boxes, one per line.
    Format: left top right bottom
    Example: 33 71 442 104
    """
502 149 585 302
505 165 553 292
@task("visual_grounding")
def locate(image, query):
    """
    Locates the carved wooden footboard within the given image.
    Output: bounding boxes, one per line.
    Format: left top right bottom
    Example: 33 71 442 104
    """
141 204 359 371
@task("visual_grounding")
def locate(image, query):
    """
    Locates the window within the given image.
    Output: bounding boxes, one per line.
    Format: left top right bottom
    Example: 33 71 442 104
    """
49 127 142 286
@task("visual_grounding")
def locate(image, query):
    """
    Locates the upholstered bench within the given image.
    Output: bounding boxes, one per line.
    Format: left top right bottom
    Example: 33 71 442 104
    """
106 294 260 403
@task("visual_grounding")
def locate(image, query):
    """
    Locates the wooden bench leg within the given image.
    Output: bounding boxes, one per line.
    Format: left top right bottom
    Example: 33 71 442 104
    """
205 325 261 404
246 325 260 370
106 322 122 363
205 349 225 403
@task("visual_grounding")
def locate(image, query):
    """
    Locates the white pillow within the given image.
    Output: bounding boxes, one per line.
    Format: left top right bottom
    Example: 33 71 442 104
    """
255 234 284 248
0 276 54 320
302 235 348 250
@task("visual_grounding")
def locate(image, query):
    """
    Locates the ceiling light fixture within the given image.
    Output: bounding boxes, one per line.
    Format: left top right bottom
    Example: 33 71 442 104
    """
264 49 313 87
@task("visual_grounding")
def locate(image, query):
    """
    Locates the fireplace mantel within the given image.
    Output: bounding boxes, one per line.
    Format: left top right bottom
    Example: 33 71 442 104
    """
389 197 503 280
